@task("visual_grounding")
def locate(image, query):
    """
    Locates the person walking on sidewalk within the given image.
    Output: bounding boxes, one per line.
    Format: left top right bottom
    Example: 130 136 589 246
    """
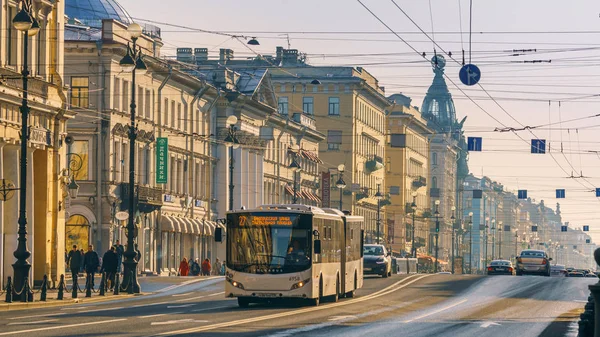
79 248 85 273
67 245 82 281
214 258 223 276
115 240 124 274
101 246 118 290
83 244 100 287
201 258 211 276
178 257 190 276
190 258 201 276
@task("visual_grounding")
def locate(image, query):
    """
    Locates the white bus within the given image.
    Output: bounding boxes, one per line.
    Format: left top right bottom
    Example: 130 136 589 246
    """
225 204 364 307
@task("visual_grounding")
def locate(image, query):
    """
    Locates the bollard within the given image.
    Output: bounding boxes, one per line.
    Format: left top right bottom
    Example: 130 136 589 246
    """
128 271 134 294
85 274 92 298
5 277 12 303
21 277 29 303
40 275 48 302
57 274 65 300
72 275 78 299
99 272 106 296
113 273 120 295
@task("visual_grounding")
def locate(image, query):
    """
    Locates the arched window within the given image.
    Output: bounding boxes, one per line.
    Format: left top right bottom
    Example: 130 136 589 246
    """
65 215 90 250
432 152 438 166
432 177 438 189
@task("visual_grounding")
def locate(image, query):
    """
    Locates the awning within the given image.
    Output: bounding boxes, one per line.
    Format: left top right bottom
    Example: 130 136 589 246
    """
162 216 175 232
191 219 202 234
181 217 195 234
200 220 213 236
358 197 379 206
300 149 323 164
174 217 188 233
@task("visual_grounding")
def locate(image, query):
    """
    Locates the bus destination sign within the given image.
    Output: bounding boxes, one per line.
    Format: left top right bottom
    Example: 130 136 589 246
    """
240 215 295 226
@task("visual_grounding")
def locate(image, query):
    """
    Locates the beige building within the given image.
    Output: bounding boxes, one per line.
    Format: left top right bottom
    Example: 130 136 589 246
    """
0 0 73 287
385 94 432 255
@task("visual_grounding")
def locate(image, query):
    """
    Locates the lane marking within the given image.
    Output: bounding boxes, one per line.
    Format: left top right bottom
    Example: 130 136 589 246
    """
191 305 233 313
61 306 93 310
139 312 183 319
156 274 428 336
172 292 194 297
157 276 222 293
9 313 67 320
7 319 59 326
151 319 209 326
167 304 195 309
131 301 170 308
0 318 127 336
78 306 124 314
480 321 501 328
207 292 224 297
173 292 223 303
403 299 468 323
328 315 357 321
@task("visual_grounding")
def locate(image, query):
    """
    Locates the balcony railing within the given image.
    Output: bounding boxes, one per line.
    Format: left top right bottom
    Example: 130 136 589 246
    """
0 67 49 98
292 112 317 130
412 176 427 188
366 154 384 172
120 183 163 213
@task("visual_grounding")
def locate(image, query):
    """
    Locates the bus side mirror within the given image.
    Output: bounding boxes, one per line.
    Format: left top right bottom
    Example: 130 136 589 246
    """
314 240 321 255
215 227 223 242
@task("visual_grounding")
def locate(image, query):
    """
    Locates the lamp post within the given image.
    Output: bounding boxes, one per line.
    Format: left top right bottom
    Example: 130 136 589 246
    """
411 192 417 258
468 212 473 274
514 230 519 259
289 145 301 204
484 216 489 269
119 22 147 294
224 115 239 211
11 0 40 299
451 206 456 274
375 184 383 244
335 164 346 211
434 200 440 273
490 218 496 260
498 221 503 259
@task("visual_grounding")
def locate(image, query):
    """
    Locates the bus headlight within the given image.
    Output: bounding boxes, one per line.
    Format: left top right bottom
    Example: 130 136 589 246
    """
290 279 311 290
227 278 245 290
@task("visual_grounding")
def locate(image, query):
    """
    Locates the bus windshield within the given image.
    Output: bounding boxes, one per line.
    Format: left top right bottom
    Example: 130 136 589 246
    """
227 212 311 274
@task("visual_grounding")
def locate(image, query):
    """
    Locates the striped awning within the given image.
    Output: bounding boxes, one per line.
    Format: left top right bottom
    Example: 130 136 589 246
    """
181 217 195 234
162 215 182 232
200 220 213 236
300 149 323 164
174 217 188 233
191 219 202 234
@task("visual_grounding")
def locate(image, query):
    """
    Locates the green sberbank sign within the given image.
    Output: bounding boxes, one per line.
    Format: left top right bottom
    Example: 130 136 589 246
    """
156 137 168 184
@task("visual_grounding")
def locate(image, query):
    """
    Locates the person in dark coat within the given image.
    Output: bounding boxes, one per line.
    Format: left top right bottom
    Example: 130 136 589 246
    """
190 258 201 276
79 249 85 273
83 244 100 286
67 245 82 281
101 246 119 290
115 240 124 273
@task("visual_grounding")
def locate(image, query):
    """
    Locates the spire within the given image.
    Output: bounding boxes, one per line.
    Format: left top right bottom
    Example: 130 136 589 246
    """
421 54 457 133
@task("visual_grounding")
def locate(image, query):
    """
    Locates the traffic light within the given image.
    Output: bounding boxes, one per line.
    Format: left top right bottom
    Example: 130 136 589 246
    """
215 227 223 242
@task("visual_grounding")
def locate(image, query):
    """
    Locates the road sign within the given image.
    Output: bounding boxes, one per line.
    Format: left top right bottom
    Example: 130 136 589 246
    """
531 225 538 232
531 139 546 154
583 225 590 232
0 179 16 201
518 190 527 199
115 211 129 221
156 137 168 184
467 137 482 151
459 64 481 86
596 188 600 197
556 189 565 198
561 225 567 232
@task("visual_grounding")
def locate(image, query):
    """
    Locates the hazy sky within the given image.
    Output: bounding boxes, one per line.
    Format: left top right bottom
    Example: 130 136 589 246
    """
124 0 600 240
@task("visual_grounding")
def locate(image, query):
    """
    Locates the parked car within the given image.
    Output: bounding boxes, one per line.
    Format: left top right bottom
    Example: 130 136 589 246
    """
515 249 551 276
585 273 598 278
487 260 514 276
568 272 585 277
363 244 392 278
550 264 568 277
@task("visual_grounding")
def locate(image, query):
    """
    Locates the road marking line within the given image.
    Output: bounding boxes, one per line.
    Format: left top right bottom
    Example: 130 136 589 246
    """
207 292 224 297
131 301 170 308
191 305 232 313
167 304 195 309
151 319 209 326
61 306 93 310
328 315 357 321
139 312 183 319
7 319 59 326
9 313 67 320
173 291 223 303
480 321 501 328
157 276 222 293
0 318 127 336
78 306 124 314
403 299 468 323
172 292 194 297
156 274 428 336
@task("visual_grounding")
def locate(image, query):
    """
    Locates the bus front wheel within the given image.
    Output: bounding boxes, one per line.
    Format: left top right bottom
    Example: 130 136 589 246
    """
237 297 251 308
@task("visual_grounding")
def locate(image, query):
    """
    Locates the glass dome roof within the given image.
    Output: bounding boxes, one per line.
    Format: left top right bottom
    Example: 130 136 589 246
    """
66 0 133 28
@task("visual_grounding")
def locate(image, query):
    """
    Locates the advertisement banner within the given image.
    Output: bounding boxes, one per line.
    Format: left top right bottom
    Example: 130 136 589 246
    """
156 137 168 184
321 172 331 208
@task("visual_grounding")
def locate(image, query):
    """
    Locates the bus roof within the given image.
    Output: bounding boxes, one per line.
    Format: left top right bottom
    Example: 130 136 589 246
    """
228 204 326 215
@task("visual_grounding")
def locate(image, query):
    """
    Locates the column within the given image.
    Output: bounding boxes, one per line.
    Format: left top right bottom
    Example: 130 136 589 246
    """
2 145 19 282
0 142 4 287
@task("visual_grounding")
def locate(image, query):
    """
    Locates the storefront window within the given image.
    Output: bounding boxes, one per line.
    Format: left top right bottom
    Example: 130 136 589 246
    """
66 215 90 251
70 140 90 180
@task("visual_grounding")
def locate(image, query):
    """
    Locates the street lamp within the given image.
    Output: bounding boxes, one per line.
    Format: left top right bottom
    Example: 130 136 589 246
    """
451 206 456 274
490 218 496 260
514 230 519 261
468 212 473 274
434 200 440 273
224 115 239 211
484 216 490 269
411 192 417 258
335 164 346 211
119 22 147 294
375 183 383 245
12 0 40 301
289 145 301 204
498 221 503 259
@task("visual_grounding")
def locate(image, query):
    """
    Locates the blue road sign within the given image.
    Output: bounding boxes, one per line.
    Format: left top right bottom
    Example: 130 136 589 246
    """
531 139 546 154
459 64 481 86
467 137 482 151
587 239 591 244
556 189 565 198
518 190 527 199
583 225 590 232
531 225 538 232
561 225 567 232
596 188 600 197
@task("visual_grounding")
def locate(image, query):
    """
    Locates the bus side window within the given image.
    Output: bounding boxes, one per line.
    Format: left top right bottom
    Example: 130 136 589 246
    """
314 239 322 255
360 229 365 257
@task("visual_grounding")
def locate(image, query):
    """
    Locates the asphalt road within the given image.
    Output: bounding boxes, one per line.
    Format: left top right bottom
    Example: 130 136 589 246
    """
0 274 593 337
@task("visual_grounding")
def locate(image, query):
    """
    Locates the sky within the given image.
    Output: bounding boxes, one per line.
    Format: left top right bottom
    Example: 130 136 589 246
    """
123 0 600 241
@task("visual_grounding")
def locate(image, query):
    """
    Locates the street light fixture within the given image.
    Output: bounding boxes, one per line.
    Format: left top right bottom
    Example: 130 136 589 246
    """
335 164 346 211
468 212 473 274
490 218 496 260
247 37 260 45
498 220 503 259
225 115 239 210
411 192 417 258
434 200 440 273
484 216 490 269
11 0 40 301
289 145 301 204
451 206 456 274
375 183 383 245
118 22 147 294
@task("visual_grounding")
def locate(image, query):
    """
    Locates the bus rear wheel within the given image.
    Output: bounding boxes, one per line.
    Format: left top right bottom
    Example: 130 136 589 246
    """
346 272 357 298
332 275 339 302
237 297 251 308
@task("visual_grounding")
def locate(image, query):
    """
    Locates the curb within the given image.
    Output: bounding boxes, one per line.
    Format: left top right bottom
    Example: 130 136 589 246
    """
0 293 144 311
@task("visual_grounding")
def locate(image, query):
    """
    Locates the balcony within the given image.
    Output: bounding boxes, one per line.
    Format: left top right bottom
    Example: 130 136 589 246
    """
0 67 48 98
120 183 163 213
430 188 440 198
412 176 427 188
365 155 384 172
292 113 317 130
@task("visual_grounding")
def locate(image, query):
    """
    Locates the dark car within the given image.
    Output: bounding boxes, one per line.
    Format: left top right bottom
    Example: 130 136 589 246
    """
550 264 568 277
487 260 514 275
585 273 598 278
516 249 551 276
568 272 584 277
363 244 392 278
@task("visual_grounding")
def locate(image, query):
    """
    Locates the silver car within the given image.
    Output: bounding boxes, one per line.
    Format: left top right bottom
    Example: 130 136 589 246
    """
516 249 551 277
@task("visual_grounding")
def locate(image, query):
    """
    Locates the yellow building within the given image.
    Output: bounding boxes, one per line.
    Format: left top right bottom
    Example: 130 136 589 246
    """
0 0 74 287
385 94 432 255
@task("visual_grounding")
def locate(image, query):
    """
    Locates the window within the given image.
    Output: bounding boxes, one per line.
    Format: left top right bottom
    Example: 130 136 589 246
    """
177 103 182 130
164 98 169 126
432 152 438 165
327 130 342 151
302 97 314 115
122 81 129 113
70 140 90 180
432 177 438 189
113 78 120 111
328 97 340 115
278 97 289 115
70 77 89 108
390 134 406 148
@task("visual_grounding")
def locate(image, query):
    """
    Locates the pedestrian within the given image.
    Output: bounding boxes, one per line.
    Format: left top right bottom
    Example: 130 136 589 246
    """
134 244 142 263
214 258 223 276
190 258 201 276
101 246 118 290
115 240 124 273
201 258 211 276
83 244 100 287
79 249 85 273
179 257 190 276
221 260 226 276
66 244 82 281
